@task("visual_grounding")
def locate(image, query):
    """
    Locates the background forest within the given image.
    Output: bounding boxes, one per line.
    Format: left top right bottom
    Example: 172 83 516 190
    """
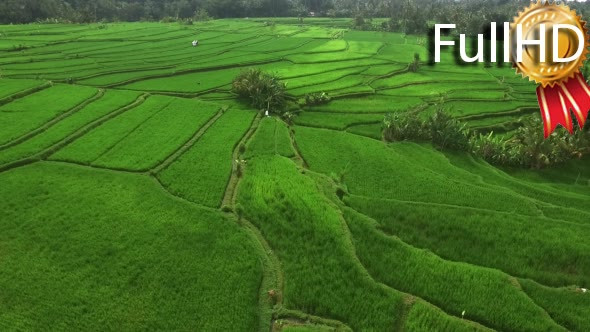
3 0 590 35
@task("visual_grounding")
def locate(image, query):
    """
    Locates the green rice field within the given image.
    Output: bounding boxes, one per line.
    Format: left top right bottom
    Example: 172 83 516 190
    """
0 19 588 331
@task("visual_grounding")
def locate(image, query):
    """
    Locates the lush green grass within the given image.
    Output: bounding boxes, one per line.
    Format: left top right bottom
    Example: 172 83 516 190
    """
307 95 424 113
286 67 368 90
344 207 564 331
244 117 294 159
91 98 219 171
0 20 585 331
0 78 47 99
295 112 384 130
50 95 172 165
121 68 241 93
0 84 97 145
519 279 590 332
295 127 590 287
346 194 590 287
0 162 262 330
346 123 382 139
237 155 405 330
157 109 255 207
403 301 491 332
77 68 177 86
0 89 141 166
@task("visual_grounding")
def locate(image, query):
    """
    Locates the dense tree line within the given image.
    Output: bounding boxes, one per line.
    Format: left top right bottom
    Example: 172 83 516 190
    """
2 0 590 35
2 0 588 27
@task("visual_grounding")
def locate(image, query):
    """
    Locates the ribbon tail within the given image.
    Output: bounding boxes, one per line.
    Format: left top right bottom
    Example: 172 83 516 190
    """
558 73 590 129
537 84 570 138
536 73 590 138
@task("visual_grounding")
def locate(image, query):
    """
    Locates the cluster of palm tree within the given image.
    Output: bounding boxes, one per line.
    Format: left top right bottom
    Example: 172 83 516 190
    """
232 68 287 114
384 110 590 169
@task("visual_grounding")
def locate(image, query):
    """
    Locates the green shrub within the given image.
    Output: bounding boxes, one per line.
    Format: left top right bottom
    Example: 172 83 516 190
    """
409 52 421 72
427 108 469 150
232 68 286 114
304 92 331 106
383 109 468 150
194 9 211 22
470 117 590 169
383 112 428 142
469 132 510 165
384 108 589 168
510 117 590 168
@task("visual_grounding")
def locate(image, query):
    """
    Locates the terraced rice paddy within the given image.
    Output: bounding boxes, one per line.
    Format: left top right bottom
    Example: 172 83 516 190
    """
0 19 588 331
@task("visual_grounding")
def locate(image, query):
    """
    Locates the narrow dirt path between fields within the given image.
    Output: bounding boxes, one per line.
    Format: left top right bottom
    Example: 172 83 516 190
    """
217 112 284 331
221 112 262 207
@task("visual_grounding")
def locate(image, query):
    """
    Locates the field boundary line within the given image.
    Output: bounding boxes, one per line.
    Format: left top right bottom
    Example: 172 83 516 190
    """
304 166 494 330
517 278 572 330
348 198 590 285
287 126 309 168
0 93 148 173
0 82 52 107
366 64 409 85
338 203 500 331
115 85 230 99
89 99 174 165
0 88 105 151
104 59 285 89
457 106 538 121
374 79 496 92
55 65 177 84
441 154 590 220
239 215 284 332
150 108 226 175
221 112 262 208
219 115 286 330
273 308 353 331
394 295 416 332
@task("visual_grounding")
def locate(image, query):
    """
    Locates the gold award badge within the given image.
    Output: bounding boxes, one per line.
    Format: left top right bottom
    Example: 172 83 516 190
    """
511 1 590 136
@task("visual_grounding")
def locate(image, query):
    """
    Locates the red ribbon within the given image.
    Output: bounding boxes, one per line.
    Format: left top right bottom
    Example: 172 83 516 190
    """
536 73 590 138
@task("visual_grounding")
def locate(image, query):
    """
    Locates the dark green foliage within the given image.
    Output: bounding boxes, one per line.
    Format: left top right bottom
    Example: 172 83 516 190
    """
383 108 468 150
384 108 590 168
193 9 211 22
427 108 469 150
383 112 428 142
304 92 330 106
352 14 373 30
509 117 590 169
232 68 286 114
409 52 420 72
469 132 511 165
470 117 590 169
